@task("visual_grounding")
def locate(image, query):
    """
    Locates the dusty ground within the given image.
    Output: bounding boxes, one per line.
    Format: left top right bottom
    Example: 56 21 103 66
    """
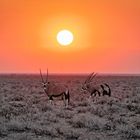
0 74 140 140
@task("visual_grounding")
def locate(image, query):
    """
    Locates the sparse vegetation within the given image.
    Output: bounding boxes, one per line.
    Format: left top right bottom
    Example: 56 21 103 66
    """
0 74 140 139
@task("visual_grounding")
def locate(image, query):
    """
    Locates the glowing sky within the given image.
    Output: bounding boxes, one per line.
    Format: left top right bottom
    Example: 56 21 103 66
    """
0 0 140 74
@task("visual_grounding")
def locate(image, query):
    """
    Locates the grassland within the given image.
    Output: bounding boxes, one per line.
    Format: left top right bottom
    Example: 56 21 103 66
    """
0 74 140 140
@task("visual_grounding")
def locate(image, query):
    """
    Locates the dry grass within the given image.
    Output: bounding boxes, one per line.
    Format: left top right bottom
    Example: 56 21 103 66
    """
0 74 140 140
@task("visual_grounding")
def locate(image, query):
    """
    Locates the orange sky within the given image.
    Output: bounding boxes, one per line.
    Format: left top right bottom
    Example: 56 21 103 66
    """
0 0 140 74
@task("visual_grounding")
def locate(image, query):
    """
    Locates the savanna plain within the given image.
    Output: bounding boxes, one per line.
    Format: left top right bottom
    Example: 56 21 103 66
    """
0 74 140 140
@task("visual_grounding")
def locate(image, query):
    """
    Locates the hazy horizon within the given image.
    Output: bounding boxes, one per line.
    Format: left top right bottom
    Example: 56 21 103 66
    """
0 72 140 76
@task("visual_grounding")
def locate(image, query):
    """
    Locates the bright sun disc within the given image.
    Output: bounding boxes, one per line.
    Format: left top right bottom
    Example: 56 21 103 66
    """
57 30 73 46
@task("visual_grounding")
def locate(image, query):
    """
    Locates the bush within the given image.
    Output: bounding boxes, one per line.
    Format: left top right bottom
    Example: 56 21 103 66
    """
71 113 107 130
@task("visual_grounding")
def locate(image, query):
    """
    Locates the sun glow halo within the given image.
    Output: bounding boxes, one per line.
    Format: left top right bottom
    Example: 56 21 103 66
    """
57 30 74 46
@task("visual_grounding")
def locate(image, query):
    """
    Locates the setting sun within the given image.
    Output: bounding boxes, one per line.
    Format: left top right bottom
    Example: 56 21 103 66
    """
56 30 74 46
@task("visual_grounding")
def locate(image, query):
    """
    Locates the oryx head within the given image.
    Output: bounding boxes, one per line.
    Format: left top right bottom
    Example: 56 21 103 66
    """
82 72 97 91
40 69 50 90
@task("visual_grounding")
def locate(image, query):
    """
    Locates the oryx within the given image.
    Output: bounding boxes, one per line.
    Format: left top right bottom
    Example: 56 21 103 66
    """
81 72 111 98
40 69 70 106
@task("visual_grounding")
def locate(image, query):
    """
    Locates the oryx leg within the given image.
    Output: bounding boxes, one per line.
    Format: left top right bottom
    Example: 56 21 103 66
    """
88 95 92 103
49 99 53 105
63 93 67 106
49 96 54 105
65 90 70 106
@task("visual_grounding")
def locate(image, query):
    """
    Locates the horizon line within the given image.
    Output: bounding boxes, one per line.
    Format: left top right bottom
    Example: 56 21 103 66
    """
0 72 140 76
